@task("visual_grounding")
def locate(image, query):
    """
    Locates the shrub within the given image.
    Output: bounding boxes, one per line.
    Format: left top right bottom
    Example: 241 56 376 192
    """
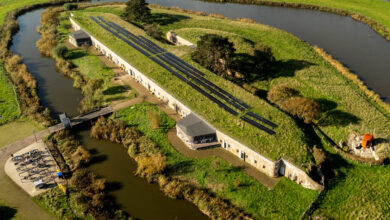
64 3 78 11
313 146 327 166
144 24 162 39
267 84 300 103
268 85 320 123
136 152 166 178
287 97 321 124
53 44 68 58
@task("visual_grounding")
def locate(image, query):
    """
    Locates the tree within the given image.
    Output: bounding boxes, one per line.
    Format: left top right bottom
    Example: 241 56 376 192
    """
192 34 235 77
123 0 151 23
144 24 162 39
53 44 68 58
64 3 78 11
252 44 275 72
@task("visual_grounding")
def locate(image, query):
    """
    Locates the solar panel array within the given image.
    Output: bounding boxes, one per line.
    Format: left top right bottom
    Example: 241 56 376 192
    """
90 16 277 135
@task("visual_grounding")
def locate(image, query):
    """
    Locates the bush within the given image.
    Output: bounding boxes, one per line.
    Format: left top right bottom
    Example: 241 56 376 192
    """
53 44 68 58
267 84 300 103
313 146 327 166
136 152 166 178
268 85 320 123
64 3 78 11
144 24 162 39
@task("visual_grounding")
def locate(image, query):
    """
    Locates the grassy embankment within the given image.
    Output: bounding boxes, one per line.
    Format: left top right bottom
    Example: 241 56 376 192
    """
0 0 51 139
114 103 317 219
72 9 313 168
0 65 20 124
149 7 390 219
74 5 390 218
56 12 136 106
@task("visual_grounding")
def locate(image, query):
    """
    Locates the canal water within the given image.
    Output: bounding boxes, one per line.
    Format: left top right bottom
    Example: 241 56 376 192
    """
11 9 207 220
95 0 390 102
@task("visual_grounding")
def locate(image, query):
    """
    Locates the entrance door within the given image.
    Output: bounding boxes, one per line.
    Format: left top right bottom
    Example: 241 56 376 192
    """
222 140 228 149
279 165 285 176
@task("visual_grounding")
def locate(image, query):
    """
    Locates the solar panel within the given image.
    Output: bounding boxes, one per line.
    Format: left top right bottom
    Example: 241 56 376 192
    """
240 116 276 135
90 16 100 24
246 111 277 128
90 16 276 134
97 16 106 23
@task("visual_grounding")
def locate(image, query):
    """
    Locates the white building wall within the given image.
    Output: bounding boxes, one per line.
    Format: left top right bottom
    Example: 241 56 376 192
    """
70 17 322 190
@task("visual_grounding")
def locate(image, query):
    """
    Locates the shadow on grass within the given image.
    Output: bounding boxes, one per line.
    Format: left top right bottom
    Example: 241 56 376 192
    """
166 160 194 175
375 137 389 145
151 13 190 25
67 50 87 60
318 110 360 126
103 85 130 95
246 59 314 82
0 206 17 220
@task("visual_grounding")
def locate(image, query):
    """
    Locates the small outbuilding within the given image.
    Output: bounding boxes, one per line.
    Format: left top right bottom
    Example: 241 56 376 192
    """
176 113 219 150
69 30 91 47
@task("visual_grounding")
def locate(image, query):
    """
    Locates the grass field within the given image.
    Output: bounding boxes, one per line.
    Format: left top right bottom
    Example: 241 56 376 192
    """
0 66 20 125
73 6 390 164
0 119 44 148
0 0 50 27
115 103 318 219
73 9 313 167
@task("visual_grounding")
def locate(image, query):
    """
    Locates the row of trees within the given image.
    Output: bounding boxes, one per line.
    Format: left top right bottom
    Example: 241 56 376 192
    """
192 34 275 81
90 116 252 219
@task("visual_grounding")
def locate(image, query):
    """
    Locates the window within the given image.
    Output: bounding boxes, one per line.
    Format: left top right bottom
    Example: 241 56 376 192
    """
254 160 257 164
263 165 266 169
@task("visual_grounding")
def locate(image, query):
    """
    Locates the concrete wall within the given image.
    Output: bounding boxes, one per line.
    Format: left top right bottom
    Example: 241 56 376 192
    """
70 18 322 190
167 31 195 47
279 159 323 190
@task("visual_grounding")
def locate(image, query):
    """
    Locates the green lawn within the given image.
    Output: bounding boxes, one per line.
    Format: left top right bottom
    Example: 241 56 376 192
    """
0 119 44 148
68 49 135 104
115 103 318 219
310 161 390 219
57 13 136 105
0 0 51 27
0 66 20 125
72 9 313 167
